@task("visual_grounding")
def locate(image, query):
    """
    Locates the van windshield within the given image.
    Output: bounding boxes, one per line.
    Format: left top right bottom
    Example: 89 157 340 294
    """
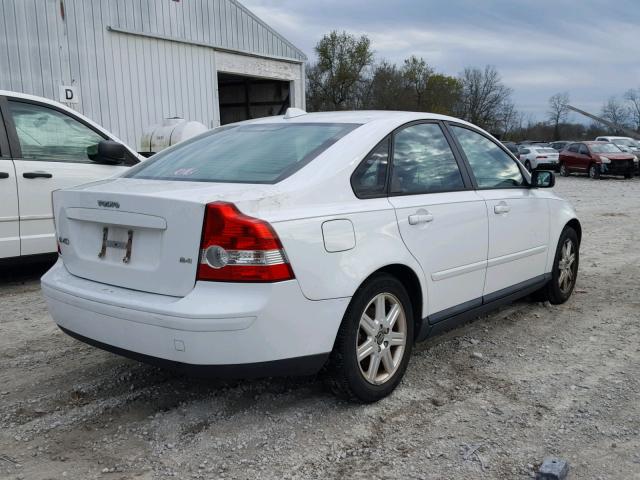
127 122 360 184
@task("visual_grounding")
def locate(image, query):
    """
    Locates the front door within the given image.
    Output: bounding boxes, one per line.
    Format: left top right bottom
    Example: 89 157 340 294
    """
387 122 488 317
448 124 550 297
6 99 128 256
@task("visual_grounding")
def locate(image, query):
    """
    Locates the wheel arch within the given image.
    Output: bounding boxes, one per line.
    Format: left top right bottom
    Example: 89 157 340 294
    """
566 218 582 246
358 264 424 341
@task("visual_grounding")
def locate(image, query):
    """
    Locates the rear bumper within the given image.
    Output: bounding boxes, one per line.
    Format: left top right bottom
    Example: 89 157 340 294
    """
42 260 349 374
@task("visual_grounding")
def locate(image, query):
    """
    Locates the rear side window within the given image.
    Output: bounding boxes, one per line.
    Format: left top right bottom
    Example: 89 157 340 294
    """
351 137 390 198
391 123 464 194
450 125 524 188
568 143 579 153
579 144 590 155
127 123 359 184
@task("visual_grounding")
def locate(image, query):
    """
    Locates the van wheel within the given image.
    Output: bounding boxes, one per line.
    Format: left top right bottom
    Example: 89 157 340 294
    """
589 164 600 179
537 227 579 304
325 274 414 403
559 163 569 177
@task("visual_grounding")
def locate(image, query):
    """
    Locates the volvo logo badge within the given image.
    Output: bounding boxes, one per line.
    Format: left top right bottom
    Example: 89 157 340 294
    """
98 200 120 209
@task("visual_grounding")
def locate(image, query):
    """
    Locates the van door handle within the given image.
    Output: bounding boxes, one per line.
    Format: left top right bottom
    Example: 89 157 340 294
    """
408 211 434 225
0 172 9 179
23 171 53 179
494 202 511 214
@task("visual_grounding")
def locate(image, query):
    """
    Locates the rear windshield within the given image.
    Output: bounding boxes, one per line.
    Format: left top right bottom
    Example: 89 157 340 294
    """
127 122 360 184
590 143 622 153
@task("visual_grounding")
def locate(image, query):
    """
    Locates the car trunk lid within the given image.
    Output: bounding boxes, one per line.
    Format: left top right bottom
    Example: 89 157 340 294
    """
53 178 277 297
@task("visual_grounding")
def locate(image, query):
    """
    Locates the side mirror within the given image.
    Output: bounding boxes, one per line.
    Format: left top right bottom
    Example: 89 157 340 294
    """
88 140 129 165
531 170 555 188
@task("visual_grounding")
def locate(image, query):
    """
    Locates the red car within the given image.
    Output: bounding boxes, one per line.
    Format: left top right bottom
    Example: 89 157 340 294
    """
559 141 635 179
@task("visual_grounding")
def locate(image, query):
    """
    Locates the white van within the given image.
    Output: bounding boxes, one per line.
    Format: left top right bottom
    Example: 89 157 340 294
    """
0 91 141 260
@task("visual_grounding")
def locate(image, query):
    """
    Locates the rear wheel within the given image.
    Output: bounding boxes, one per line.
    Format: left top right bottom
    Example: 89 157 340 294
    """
537 227 579 304
589 163 600 179
524 160 532 172
559 162 570 177
325 274 414 403
624 173 632 179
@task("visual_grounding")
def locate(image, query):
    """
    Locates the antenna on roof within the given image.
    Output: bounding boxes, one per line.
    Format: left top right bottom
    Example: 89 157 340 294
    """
284 108 307 119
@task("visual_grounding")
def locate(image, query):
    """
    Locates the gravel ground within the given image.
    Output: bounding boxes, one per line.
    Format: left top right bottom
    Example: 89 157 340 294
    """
1 175 639 480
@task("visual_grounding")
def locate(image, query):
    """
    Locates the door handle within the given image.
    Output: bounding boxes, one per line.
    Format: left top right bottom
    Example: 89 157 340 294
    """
23 171 53 179
408 211 434 225
0 172 9 179
494 202 511 214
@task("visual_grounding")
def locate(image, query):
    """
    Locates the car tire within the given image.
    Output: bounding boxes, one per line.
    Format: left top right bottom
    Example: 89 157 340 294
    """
559 162 570 177
624 173 632 179
524 160 532 172
537 227 579 304
589 163 600 179
325 273 414 403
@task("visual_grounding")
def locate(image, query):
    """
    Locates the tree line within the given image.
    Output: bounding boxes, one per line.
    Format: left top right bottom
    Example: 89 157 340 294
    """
305 31 639 142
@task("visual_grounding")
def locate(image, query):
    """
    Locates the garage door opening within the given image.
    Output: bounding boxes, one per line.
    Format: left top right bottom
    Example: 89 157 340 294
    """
217 73 291 125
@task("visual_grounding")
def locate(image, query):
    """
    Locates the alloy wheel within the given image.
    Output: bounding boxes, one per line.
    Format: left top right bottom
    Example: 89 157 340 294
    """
558 238 576 295
356 293 407 385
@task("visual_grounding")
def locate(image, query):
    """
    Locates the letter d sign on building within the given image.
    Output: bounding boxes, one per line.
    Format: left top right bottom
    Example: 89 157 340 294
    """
58 85 80 104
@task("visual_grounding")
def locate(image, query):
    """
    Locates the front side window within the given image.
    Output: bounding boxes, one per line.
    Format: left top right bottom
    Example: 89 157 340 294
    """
127 123 359 184
391 123 464 194
450 125 524 188
351 137 389 197
8 101 104 162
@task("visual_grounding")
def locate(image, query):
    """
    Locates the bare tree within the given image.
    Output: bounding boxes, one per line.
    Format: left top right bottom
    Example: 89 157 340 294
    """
458 65 513 130
624 88 640 131
305 31 374 111
601 96 630 132
547 92 570 140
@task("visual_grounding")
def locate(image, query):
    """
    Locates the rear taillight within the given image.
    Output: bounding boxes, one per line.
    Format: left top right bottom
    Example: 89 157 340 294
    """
197 202 294 282
536 155 548 159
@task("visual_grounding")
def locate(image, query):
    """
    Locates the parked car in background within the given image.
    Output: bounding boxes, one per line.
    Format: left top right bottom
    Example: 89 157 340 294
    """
518 145 560 172
595 136 640 154
550 141 571 151
0 91 141 261
595 136 640 173
501 141 520 158
559 141 635 179
43 110 581 402
518 141 550 147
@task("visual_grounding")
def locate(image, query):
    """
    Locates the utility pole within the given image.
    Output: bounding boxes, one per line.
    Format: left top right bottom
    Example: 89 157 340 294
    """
567 105 640 139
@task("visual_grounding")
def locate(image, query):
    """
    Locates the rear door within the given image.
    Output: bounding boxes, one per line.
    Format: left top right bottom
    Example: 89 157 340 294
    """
387 121 488 318
447 124 550 297
4 98 130 256
0 97 20 258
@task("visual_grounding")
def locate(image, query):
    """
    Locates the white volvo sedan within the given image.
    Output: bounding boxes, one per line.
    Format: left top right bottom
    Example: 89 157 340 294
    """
42 110 581 402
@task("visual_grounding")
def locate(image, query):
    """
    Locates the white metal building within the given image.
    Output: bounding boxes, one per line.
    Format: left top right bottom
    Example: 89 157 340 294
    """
0 0 307 150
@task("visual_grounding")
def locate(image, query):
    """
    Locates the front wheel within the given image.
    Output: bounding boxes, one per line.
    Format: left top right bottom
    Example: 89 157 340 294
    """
538 227 579 304
589 163 600 179
325 274 414 402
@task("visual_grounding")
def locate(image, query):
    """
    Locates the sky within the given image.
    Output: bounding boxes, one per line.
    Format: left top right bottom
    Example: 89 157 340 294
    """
241 0 640 122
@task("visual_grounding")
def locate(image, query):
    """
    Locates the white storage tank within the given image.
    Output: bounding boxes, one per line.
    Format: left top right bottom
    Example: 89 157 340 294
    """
140 118 207 156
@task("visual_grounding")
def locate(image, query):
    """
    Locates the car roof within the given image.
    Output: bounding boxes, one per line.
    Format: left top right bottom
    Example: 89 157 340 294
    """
245 110 478 127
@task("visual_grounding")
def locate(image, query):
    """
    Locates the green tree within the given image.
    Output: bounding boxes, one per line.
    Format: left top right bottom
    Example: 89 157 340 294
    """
305 31 374 111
